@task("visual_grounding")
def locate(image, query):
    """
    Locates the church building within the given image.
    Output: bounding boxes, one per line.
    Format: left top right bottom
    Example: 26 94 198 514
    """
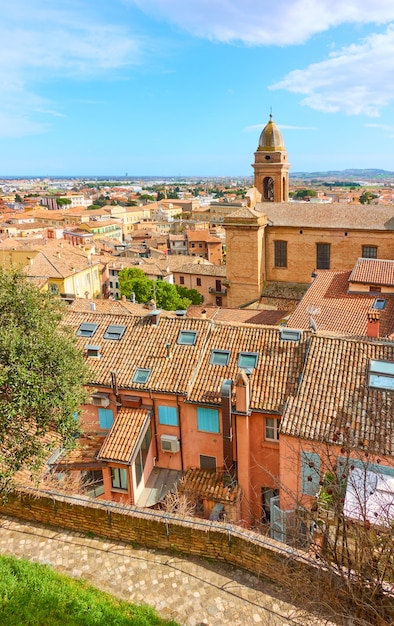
224 115 394 308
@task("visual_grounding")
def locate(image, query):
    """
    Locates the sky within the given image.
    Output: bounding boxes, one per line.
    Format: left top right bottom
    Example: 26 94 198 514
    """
2 0 394 177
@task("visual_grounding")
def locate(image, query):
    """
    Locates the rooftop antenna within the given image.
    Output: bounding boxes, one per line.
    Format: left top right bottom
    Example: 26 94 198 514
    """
307 305 320 332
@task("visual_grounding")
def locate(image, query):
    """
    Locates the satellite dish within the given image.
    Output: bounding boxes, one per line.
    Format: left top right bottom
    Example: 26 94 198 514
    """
309 315 317 332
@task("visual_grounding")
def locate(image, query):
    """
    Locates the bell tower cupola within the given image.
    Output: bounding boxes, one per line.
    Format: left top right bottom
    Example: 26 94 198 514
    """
252 114 290 202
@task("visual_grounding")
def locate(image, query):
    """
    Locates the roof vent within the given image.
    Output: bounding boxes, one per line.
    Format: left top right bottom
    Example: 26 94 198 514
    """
90 302 96 311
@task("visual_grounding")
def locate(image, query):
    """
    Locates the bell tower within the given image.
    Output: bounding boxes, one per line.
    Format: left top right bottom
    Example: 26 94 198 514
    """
252 114 290 202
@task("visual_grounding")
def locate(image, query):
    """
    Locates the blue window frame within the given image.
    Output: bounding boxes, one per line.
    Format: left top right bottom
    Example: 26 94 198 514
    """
238 352 258 370
210 350 230 366
104 324 125 340
177 330 197 345
158 406 178 426
132 368 151 384
76 322 98 338
301 451 321 495
197 407 219 433
98 408 114 429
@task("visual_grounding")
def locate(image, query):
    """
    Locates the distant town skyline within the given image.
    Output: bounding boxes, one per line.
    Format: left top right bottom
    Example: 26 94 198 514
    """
2 1 394 176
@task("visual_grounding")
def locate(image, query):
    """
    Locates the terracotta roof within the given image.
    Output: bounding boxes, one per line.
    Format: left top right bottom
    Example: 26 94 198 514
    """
65 312 212 393
98 407 151 464
287 270 394 338
54 435 105 469
186 230 222 243
260 202 394 230
281 335 394 456
186 306 289 325
349 258 394 286
180 468 241 504
187 323 308 411
173 263 226 277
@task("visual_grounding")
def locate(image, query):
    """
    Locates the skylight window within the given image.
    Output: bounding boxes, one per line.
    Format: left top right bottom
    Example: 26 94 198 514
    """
132 368 151 384
103 324 126 341
210 350 230 366
280 328 301 342
177 330 197 345
76 322 98 338
238 352 258 370
373 298 387 311
369 359 394 390
85 345 101 358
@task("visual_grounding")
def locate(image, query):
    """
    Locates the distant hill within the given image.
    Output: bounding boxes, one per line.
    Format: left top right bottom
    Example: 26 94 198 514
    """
291 169 394 182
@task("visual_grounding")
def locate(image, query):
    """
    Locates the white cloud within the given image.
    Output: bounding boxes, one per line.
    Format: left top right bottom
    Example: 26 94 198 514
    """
271 26 394 116
130 0 394 45
0 1 145 138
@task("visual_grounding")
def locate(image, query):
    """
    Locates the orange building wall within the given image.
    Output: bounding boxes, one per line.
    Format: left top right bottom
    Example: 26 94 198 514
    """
266 226 394 284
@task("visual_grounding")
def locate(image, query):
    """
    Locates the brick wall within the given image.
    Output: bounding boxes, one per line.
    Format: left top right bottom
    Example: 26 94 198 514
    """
1 489 317 587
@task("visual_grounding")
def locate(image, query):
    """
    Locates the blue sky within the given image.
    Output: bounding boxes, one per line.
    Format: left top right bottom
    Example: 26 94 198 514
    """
2 0 394 176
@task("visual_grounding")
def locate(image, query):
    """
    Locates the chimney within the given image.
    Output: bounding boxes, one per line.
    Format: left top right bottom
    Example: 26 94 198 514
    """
235 370 250 415
90 302 96 311
201 309 207 319
221 380 233 469
367 310 380 338
166 343 172 359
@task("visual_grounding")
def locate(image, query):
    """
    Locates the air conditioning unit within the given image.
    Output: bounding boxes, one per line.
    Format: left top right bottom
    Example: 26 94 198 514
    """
91 394 110 408
160 434 180 454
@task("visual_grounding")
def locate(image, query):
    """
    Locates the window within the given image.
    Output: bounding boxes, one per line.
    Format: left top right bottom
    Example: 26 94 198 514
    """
196 277 202 287
98 408 114 429
301 452 321 495
197 407 219 433
280 328 301 342
369 359 394 390
179 276 185 285
274 240 287 268
238 352 258 370
191 243 195 248
200 455 217 471
76 322 98 338
85 344 101 358
262 487 279 523
48 283 59 294
132 368 151 384
111 467 128 490
265 417 280 441
158 405 178 426
210 350 230 366
177 330 197 345
316 243 330 269
135 425 152 486
104 324 125 340
83 470 104 498
362 246 377 259
373 298 386 310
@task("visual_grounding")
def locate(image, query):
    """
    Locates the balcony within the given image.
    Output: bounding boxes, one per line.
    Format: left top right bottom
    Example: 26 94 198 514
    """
209 286 227 296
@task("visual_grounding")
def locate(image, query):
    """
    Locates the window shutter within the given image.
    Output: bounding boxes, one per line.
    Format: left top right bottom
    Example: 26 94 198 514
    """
301 451 321 495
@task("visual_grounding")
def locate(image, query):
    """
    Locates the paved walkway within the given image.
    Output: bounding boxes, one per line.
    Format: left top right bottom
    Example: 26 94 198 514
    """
0 515 322 626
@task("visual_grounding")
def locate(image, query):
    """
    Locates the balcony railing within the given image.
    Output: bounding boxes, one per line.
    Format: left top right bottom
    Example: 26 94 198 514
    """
209 286 227 295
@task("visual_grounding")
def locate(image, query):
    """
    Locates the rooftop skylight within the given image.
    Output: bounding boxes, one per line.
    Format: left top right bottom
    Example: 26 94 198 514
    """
76 322 98 338
210 350 230 366
132 368 151 384
103 324 126 341
238 352 258 370
369 359 394 390
177 330 197 345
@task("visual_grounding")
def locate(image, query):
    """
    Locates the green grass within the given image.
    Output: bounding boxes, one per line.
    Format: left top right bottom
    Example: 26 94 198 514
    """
0 554 179 626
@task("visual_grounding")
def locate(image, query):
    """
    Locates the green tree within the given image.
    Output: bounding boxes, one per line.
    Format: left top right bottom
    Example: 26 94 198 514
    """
359 190 378 204
0 269 90 496
55 198 72 207
292 189 317 199
119 268 192 310
14 194 23 203
175 286 203 305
